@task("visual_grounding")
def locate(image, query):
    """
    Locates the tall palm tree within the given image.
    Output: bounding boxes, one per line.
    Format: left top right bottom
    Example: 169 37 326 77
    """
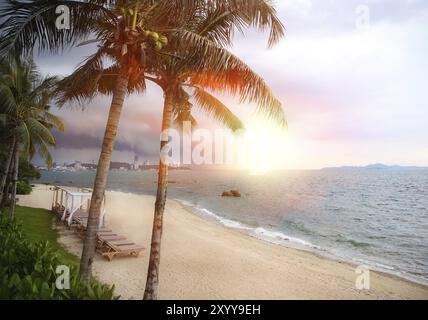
0 0 285 283
54 1 286 298
0 56 64 219
142 6 286 299
1 0 170 282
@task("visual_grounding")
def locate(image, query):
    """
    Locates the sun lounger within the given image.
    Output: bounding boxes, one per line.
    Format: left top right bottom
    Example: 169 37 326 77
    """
96 237 144 261
96 235 128 248
69 215 88 230
105 240 134 246
51 188 143 261
76 228 115 239
96 233 126 243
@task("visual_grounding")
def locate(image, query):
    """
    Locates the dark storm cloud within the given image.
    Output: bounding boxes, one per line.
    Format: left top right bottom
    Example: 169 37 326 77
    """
53 130 160 159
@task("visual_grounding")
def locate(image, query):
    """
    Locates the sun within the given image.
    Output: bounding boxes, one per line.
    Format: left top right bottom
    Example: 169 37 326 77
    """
238 115 289 175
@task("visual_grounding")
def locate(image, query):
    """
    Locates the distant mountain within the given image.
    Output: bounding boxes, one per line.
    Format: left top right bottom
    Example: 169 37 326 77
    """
322 163 427 170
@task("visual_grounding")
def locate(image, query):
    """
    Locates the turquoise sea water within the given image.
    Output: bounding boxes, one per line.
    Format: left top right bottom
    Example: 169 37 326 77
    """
35 168 428 284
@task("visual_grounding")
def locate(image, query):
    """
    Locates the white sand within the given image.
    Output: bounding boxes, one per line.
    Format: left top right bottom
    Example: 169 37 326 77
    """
18 184 428 300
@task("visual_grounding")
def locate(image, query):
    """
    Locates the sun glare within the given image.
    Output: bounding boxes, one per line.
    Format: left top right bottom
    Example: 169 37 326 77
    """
238 116 289 175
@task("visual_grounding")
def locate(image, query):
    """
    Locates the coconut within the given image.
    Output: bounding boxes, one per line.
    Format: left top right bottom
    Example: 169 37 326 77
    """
159 35 168 45
150 32 160 41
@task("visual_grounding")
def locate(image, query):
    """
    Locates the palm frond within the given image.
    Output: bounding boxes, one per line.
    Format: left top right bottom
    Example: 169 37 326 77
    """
19 121 31 155
237 0 285 48
55 48 106 106
34 136 53 168
194 0 285 48
176 30 286 127
0 0 117 57
193 87 243 132
0 81 17 115
41 111 65 131
194 9 242 47
25 118 56 146
30 75 58 103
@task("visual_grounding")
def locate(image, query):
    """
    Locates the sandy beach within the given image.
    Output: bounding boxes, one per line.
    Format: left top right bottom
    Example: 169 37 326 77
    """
17 184 428 300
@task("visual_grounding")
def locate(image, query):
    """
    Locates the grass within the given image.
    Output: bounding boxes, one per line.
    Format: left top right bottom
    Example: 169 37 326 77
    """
15 206 79 268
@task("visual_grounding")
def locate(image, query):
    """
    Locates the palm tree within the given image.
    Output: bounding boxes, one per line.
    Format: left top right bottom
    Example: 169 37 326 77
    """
0 0 285 283
1 0 172 282
55 1 285 298
142 6 286 299
0 56 64 219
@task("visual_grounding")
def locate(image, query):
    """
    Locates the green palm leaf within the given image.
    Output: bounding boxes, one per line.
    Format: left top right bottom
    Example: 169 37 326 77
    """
0 56 61 167
193 87 244 132
0 0 117 57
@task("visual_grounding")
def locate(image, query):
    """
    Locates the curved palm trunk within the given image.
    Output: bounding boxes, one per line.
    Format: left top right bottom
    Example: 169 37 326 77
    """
79 71 130 283
0 136 16 214
9 139 20 220
144 89 174 300
0 151 15 212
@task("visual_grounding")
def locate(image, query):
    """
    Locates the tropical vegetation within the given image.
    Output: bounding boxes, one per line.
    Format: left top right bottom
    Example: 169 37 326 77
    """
0 207 117 299
0 0 286 300
0 56 64 219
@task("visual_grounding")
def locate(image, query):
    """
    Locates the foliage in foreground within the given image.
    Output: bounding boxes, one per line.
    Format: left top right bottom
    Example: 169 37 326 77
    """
0 218 117 300
18 159 41 183
16 182 32 195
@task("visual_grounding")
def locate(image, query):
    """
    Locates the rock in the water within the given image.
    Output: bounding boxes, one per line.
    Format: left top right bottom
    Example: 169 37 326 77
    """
230 190 241 197
222 190 241 197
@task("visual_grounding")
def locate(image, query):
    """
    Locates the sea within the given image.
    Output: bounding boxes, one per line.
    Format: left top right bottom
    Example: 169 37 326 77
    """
34 168 428 285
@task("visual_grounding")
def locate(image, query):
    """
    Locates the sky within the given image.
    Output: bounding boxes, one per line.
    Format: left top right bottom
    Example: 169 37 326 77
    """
29 0 428 169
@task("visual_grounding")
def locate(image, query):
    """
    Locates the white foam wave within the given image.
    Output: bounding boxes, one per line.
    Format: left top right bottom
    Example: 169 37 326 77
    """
174 198 428 287
175 198 319 251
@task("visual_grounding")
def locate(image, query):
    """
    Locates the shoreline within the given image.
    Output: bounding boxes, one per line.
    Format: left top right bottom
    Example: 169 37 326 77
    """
174 197 428 288
18 184 428 299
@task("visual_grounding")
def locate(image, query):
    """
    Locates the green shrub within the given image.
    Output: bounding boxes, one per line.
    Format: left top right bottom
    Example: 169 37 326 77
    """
16 182 33 195
0 218 118 300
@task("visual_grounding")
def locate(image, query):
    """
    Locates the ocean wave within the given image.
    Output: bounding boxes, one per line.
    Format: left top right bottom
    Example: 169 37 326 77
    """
175 199 321 251
197 207 253 231
253 227 322 250
335 237 371 248
174 198 428 286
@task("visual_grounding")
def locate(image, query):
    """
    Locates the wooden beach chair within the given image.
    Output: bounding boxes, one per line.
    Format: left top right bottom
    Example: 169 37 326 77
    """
96 235 128 249
76 227 114 239
96 235 144 261
69 213 89 232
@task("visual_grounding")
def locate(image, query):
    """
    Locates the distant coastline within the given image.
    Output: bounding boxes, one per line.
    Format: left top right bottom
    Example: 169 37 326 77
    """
322 163 428 170
37 162 192 172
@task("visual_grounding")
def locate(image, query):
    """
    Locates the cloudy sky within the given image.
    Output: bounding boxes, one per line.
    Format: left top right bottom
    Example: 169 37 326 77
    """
33 0 428 169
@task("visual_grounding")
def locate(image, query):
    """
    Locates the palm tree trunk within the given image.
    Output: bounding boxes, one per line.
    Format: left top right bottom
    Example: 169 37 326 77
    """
144 89 174 300
9 139 20 220
0 136 16 214
0 151 15 212
79 71 130 283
